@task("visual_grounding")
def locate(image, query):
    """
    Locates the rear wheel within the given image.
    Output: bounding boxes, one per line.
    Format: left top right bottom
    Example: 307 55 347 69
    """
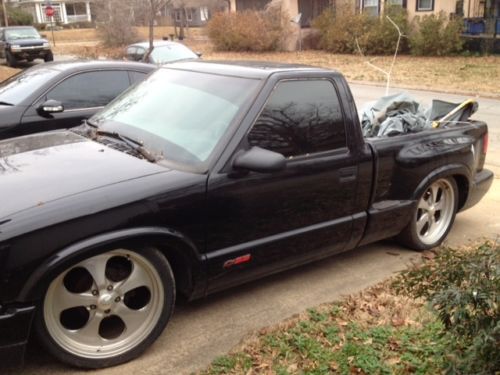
35 247 175 369
398 177 458 250
5 51 18 67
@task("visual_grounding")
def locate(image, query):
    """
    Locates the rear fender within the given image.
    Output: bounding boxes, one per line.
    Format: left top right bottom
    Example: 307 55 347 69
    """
412 164 471 201
18 227 205 302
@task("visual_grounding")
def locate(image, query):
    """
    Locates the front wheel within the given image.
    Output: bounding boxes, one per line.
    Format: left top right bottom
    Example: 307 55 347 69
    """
5 50 18 67
44 51 54 62
397 177 458 250
34 247 175 369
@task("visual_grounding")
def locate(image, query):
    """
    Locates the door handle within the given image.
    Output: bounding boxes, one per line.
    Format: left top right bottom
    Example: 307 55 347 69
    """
339 166 358 183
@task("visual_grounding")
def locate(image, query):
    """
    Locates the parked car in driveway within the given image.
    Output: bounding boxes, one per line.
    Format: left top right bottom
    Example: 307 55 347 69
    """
0 26 53 67
0 60 155 140
0 61 493 370
125 40 200 64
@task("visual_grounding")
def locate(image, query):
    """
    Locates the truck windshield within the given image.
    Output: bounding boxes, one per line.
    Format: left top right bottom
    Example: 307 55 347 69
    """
92 68 261 167
5 27 41 40
0 68 59 105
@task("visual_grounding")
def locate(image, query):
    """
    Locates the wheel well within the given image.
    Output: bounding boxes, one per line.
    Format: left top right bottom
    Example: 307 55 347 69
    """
453 174 469 210
157 244 194 300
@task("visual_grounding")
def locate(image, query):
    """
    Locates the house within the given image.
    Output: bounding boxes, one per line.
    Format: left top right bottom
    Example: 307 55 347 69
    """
229 0 499 33
8 0 93 25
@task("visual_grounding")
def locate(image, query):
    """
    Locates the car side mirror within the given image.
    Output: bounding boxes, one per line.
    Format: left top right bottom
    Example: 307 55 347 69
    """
196 52 202 58
38 99 64 114
40 34 48 39
233 146 286 173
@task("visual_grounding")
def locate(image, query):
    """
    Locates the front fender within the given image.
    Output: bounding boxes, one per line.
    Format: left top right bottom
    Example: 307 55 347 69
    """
19 226 205 302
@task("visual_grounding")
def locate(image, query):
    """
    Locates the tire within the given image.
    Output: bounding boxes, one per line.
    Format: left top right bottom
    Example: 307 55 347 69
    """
44 51 54 62
5 51 18 67
397 177 458 250
34 247 175 369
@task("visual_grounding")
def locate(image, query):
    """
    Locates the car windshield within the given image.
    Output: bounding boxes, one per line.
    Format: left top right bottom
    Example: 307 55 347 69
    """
0 67 59 105
91 68 261 167
150 44 198 64
5 27 41 40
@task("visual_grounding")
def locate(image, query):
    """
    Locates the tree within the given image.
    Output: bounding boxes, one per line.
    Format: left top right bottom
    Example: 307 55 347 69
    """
1 0 8 27
144 0 173 58
95 0 138 47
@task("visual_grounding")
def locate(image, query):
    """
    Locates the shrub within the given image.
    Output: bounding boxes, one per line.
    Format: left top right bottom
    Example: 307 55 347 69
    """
393 243 500 374
313 6 366 54
95 0 138 47
0 6 33 26
207 7 290 52
410 12 463 55
357 5 410 55
313 5 409 55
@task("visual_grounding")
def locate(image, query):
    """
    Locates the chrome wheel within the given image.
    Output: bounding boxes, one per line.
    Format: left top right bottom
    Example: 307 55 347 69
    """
43 249 165 359
415 178 455 246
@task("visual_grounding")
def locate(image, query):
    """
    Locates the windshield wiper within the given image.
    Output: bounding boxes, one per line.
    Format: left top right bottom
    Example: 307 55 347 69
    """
91 128 157 162
0 101 13 106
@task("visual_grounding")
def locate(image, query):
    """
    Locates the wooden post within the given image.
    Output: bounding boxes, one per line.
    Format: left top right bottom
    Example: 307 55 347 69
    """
1 0 9 27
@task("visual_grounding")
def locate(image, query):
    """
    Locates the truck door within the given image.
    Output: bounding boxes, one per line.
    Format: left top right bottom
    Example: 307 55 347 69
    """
205 78 367 292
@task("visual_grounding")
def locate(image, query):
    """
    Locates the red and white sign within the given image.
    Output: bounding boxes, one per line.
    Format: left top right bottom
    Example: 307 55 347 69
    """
45 5 55 17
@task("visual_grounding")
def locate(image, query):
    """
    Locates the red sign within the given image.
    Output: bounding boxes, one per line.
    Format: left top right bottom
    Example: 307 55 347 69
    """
45 6 55 17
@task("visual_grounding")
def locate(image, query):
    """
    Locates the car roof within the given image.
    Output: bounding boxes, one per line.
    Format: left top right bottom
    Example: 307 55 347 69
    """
26 60 156 74
128 40 189 49
162 60 333 79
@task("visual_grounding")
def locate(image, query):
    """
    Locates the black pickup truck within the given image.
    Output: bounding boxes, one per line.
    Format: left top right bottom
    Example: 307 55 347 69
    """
0 26 53 67
0 61 493 369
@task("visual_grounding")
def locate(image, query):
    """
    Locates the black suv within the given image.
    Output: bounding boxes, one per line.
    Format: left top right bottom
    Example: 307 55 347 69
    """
0 26 53 67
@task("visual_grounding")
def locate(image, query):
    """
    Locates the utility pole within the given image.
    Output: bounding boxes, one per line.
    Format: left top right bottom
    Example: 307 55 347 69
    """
1 0 8 27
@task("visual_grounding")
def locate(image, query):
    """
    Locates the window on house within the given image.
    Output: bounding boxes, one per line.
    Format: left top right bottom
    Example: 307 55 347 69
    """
363 0 379 15
174 10 181 22
248 80 347 158
186 8 194 22
66 3 87 16
388 0 403 6
416 0 434 11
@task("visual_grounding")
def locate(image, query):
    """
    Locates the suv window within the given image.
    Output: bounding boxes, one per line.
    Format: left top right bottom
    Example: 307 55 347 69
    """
248 80 347 158
46 70 130 110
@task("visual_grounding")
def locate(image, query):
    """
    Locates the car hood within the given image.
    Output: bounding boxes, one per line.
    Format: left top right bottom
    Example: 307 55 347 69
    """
8 38 47 46
0 131 168 219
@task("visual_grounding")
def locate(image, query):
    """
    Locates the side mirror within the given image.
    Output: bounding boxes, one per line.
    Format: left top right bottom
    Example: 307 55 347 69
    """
233 146 286 173
196 52 202 58
40 34 48 39
38 99 64 114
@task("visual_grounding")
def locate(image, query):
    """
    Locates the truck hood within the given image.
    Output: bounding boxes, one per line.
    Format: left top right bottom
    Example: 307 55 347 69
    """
8 38 48 47
0 131 167 219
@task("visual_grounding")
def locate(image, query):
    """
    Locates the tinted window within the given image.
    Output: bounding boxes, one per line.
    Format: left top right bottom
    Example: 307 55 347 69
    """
0 67 59 105
248 80 346 157
46 71 130 109
129 71 147 84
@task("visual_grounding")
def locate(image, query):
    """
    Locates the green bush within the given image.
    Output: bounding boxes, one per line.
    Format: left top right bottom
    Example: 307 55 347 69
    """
207 8 290 52
0 6 33 26
393 243 499 374
410 12 464 55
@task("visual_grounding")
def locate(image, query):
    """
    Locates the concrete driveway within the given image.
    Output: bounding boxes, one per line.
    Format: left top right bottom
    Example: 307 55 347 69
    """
10 84 500 375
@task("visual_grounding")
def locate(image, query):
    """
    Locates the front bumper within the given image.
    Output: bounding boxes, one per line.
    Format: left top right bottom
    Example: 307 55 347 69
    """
460 168 494 212
0 305 35 369
11 48 50 60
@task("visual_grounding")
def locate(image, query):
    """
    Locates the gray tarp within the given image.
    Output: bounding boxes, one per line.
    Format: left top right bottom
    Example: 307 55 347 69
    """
360 93 475 138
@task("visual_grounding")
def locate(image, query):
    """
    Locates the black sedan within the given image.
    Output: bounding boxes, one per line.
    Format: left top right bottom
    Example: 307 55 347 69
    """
125 40 200 64
0 60 155 140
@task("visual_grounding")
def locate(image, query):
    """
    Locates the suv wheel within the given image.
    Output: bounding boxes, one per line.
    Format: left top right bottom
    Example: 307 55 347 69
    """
5 51 18 67
44 51 54 62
